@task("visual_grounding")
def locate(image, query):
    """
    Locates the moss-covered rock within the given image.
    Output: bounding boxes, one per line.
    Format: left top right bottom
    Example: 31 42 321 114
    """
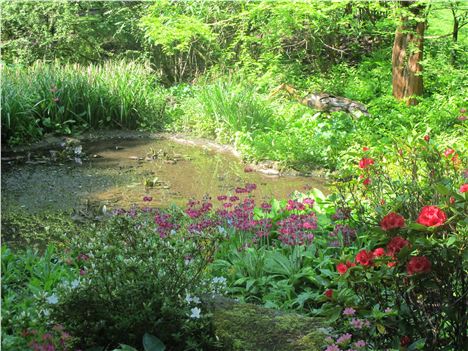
210 297 327 351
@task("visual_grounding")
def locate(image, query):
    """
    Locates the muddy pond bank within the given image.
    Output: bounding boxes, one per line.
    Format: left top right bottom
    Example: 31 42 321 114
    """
2 133 328 216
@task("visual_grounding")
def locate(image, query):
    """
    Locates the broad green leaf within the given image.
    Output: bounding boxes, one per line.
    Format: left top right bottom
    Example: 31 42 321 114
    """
143 333 166 351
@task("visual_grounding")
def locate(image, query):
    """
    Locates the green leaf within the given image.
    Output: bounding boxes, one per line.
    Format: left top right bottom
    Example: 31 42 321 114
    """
446 236 456 247
143 333 166 351
376 323 386 334
434 184 452 196
113 345 138 351
408 338 426 350
407 223 428 231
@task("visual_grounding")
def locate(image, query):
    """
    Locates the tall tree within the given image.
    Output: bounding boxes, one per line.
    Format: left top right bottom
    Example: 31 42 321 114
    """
392 1 426 106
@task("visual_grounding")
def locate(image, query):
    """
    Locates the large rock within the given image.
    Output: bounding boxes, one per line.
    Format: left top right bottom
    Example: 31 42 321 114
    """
209 297 327 351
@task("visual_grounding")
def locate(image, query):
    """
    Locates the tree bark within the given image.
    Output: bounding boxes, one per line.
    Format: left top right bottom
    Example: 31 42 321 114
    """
392 1 425 106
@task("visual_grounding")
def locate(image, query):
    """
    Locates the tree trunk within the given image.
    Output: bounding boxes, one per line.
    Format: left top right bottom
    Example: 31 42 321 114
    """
392 1 425 106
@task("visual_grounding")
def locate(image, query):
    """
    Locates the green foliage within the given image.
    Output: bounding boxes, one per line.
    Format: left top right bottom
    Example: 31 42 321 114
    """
140 1 219 83
1 245 77 350
113 333 166 351
1 1 146 64
321 138 468 350
138 0 393 82
1 61 168 144
52 214 221 350
213 245 335 311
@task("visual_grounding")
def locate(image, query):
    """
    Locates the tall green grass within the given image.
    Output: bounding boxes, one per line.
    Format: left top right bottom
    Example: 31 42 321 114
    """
173 79 279 144
1 61 168 144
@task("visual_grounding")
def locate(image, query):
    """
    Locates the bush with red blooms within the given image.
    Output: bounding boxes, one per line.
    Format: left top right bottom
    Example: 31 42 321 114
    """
406 256 431 275
416 206 447 227
355 250 373 266
380 212 405 231
324 137 467 350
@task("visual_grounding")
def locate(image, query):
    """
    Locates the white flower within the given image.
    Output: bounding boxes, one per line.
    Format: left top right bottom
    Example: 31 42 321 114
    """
212 276 227 285
46 294 59 304
189 307 201 319
74 145 82 155
191 296 201 304
70 279 80 289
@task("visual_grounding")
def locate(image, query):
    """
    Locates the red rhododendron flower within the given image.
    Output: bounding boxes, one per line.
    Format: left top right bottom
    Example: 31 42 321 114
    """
336 263 348 275
460 184 468 193
386 236 410 256
444 148 455 157
346 260 356 268
324 289 334 298
362 146 369 152
373 248 385 257
407 256 431 275
400 336 411 346
362 177 371 186
449 196 456 204
380 212 405 231
359 157 374 169
387 261 397 268
424 135 430 142
416 206 447 227
355 250 373 266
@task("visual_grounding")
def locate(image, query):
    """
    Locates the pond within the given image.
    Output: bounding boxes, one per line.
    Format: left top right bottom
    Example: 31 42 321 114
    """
1 136 327 215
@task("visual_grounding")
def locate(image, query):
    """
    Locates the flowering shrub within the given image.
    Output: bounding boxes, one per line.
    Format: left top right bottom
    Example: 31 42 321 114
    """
380 212 405 231
51 213 223 350
1 245 77 350
416 205 447 227
323 137 467 349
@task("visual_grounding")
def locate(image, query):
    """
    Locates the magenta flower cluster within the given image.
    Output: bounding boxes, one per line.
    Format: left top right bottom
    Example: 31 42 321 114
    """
277 213 317 245
154 210 179 238
324 332 366 351
25 325 71 351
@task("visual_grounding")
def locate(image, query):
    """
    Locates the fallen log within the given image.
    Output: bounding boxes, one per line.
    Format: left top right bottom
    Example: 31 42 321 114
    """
270 83 370 118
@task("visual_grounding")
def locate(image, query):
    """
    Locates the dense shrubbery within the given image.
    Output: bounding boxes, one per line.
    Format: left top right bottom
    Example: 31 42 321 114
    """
2 1 467 350
2 1 466 173
3 136 466 349
51 213 223 350
320 139 467 350
1 245 78 350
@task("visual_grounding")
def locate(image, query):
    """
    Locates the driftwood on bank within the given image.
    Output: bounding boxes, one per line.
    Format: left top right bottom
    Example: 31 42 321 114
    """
270 83 370 118
207 296 327 351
